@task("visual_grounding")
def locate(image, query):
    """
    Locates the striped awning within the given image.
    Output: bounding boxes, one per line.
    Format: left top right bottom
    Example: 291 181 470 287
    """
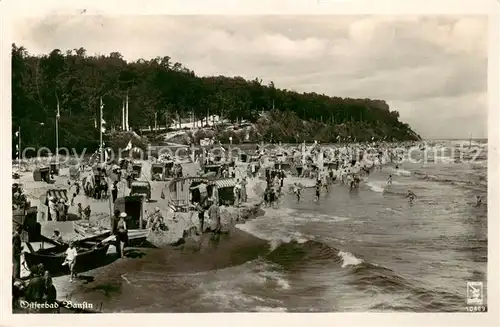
131 181 150 188
46 189 68 201
214 178 236 189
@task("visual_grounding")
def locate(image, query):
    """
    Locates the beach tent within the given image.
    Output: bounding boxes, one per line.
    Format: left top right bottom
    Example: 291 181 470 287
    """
33 167 51 182
50 162 60 175
129 181 151 201
168 177 206 209
114 195 145 229
132 163 142 179
213 178 236 206
13 206 38 242
69 166 80 180
239 153 248 163
204 164 222 177
38 189 69 221
150 163 165 181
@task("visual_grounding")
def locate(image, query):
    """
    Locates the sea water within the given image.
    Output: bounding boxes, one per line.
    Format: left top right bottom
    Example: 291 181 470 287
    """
59 140 487 312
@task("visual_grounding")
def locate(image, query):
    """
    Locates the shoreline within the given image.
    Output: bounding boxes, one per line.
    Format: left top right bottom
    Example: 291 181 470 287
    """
13 147 399 313
50 203 273 312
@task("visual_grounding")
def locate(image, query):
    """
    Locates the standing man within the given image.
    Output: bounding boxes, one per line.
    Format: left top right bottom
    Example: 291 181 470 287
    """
196 203 207 234
233 179 241 207
57 199 67 221
111 209 121 235
48 196 57 221
208 200 221 233
240 177 247 203
12 225 23 279
111 181 118 203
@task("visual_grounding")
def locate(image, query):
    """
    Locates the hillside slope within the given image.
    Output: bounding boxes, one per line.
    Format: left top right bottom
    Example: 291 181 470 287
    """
12 44 420 155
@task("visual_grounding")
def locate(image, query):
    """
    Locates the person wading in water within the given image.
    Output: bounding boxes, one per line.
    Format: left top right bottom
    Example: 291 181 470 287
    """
406 189 417 205
293 182 301 203
315 180 321 202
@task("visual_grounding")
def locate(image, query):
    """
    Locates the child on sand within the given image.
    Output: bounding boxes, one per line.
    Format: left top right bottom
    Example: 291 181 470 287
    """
84 205 91 220
63 242 78 282
77 203 83 219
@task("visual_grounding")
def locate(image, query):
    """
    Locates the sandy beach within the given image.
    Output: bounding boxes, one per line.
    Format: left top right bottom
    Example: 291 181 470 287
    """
15 155 320 309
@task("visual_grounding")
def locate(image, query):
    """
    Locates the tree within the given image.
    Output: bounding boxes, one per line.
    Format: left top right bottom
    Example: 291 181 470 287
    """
11 43 421 156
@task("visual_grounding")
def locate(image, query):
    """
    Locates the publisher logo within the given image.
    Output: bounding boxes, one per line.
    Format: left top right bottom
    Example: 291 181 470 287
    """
467 282 483 305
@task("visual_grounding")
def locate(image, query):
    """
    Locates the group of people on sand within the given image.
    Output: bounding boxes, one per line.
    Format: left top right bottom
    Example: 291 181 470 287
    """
12 184 30 210
12 263 57 313
264 169 285 208
190 181 222 234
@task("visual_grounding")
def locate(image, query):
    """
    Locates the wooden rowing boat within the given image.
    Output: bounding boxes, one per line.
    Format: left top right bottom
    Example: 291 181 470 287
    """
100 229 150 245
24 239 110 274
73 220 111 241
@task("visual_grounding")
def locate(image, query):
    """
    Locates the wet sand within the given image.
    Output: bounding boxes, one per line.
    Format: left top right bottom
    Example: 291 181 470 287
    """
16 157 319 311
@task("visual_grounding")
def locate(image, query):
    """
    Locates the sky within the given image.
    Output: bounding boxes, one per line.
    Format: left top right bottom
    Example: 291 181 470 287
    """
12 15 488 139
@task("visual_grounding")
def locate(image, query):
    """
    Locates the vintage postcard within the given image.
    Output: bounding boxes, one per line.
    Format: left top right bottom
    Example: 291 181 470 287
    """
1 0 499 326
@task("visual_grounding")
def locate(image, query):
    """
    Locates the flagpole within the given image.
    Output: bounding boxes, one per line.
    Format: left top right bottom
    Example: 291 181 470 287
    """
56 101 60 164
18 126 21 172
125 91 129 131
100 97 103 164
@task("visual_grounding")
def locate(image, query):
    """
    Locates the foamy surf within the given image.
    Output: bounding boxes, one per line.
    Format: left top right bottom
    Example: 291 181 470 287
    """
236 220 310 251
366 181 385 193
268 234 309 251
195 260 290 310
235 207 349 247
338 251 364 268
393 168 412 176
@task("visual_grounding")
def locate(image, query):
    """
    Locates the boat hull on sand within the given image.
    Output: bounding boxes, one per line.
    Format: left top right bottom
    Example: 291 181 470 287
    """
24 242 110 274
73 221 111 240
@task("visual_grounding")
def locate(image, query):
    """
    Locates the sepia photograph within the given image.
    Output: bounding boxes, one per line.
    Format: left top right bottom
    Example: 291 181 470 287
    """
3 0 499 325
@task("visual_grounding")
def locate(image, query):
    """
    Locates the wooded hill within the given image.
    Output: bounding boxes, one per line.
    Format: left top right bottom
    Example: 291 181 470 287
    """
12 44 421 155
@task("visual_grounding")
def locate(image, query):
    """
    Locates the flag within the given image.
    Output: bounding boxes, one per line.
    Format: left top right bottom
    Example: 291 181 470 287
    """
124 140 132 151
94 118 97 129
371 136 374 141
100 98 106 133
56 101 60 119
15 131 19 137
104 148 109 162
